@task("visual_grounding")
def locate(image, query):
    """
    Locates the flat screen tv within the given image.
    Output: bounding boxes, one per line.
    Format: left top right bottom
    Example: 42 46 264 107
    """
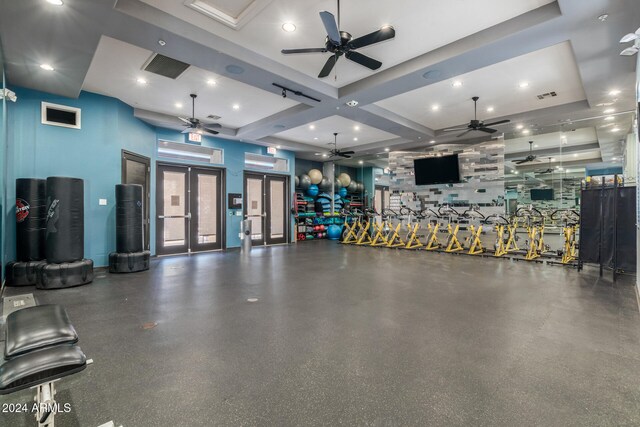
530 188 554 201
413 154 461 185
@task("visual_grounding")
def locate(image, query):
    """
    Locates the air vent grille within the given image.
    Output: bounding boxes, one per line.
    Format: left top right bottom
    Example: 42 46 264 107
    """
536 91 557 100
143 54 190 79
207 114 222 120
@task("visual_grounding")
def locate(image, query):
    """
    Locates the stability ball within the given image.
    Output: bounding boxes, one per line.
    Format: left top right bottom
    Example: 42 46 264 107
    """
308 169 323 185
339 187 348 198
357 183 364 193
338 173 351 187
299 174 311 190
347 181 357 193
307 184 319 197
295 176 300 187
327 224 342 240
334 176 344 188
319 176 334 192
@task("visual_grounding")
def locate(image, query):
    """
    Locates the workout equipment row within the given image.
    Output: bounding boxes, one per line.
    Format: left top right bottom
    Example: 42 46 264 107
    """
340 205 580 265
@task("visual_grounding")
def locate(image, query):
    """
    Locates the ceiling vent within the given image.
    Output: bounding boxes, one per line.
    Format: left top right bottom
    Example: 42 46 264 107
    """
536 91 557 100
143 54 190 79
207 114 222 120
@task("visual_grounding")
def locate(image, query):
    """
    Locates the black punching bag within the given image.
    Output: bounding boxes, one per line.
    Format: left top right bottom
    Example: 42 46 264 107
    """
46 177 84 264
16 178 47 261
115 184 144 253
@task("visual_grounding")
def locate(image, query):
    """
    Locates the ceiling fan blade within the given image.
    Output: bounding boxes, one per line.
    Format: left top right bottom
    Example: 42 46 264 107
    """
456 130 473 138
514 159 528 164
318 55 338 78
345 51 382 70
281 48 327 54
341 154 352 159
348 26 396 49
178 116 191 124
478 127 498 134
319 11 341 45
181 127 193 134
203 128 219 135
204 123 222 129
483 119 510 127
340 150 355 155
443 127 470 132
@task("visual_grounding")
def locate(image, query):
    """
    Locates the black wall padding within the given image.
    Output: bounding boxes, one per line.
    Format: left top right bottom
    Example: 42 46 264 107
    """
579 189 601 264
46 177 84 264
16 178 47 261
115 184 143 253
615 187 636 272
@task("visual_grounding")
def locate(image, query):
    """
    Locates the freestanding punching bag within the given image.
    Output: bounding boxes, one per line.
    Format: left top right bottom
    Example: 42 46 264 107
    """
6 179 47 286
37 177 94 289
109 184 150 273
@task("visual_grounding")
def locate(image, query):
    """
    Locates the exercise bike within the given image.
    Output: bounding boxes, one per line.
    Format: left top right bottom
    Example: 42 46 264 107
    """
516 206 547 261
461 205 486 255
439 204 465 253
551 209 580 264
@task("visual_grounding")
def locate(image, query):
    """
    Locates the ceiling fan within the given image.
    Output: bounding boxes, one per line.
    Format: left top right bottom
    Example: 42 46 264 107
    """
280 0 395 78
178 94 221 135
513 141 541 164
443 97 510 137
535 157 554 174
328 132 354 158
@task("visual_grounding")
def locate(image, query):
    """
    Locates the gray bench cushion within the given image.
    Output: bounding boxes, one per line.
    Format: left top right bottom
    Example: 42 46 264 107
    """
5 305 78 359
0 345 86 394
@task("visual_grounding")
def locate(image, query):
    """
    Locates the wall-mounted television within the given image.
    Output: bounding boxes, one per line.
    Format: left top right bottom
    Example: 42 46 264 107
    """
413 154 461 185
530 188 554 201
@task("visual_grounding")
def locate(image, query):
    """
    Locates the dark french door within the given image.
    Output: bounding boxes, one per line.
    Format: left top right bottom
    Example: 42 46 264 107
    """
156 163 224 255
243 173 289 246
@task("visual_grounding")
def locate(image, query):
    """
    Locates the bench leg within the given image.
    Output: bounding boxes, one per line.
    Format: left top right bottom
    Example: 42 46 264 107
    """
35 380 56 426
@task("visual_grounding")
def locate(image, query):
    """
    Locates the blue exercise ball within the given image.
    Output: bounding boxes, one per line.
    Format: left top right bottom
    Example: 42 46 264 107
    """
327 224 342 240
307 184 319 197
339 187 347 198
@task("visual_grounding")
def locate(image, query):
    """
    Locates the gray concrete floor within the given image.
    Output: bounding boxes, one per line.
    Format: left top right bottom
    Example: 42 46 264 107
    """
1 241 640 426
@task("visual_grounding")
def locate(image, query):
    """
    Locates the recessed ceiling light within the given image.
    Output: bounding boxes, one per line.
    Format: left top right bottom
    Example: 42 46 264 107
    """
358 160 364 164
550 158 556 161
451 81 463 88
431 105 440 111
40 63 55 71
573 153 578 157
353 137 358 141
136 77 147 85
232 104 240 110
314 137 318 140
309 125 315 130
384 148 390 152
346 100 359 107
519 82 530 89
276 145 281 149
175 102 183 108
516 124 524 130
604 108 615 114
207 79 216 86
322 153 328 157
354 125 360 131
486 107 495 113
46 0 63 5
429 140 435 144
612 157 618 161
604 116 615 121
609 89 621 96
522 129 530 135
534 144 539 148
611 127 621 132
282 22 296 32
158 39 166 46
598 14 609 22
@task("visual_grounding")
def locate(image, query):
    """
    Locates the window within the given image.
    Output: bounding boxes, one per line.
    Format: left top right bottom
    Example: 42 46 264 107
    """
245 153 289 172
157 140 223 164
41 102 81 129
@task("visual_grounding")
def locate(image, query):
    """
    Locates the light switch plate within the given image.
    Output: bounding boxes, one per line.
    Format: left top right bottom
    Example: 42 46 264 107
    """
99 198 108 206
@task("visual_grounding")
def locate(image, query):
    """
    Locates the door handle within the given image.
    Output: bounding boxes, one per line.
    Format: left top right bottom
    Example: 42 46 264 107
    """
158 215 190 219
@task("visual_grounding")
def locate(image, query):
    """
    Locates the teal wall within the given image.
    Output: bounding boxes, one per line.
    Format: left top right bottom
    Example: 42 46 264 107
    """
0 43 6 279
6 87 295 268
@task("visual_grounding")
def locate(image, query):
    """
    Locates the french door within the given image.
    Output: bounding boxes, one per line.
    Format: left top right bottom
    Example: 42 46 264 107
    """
244 173 289 246
156 164 224 255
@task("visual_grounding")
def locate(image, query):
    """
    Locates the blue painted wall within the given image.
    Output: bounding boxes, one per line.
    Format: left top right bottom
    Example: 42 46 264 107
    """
6 87 295 268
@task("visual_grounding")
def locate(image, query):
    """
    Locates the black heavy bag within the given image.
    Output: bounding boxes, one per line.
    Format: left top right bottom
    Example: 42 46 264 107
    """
16 178 47 261
46 177 84 264
115 184 144 253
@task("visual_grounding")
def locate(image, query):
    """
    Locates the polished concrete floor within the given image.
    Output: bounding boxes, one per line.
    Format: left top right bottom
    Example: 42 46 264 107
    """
1 241 640 426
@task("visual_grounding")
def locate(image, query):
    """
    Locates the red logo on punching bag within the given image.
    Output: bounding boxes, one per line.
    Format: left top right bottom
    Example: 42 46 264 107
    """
16 198 30 223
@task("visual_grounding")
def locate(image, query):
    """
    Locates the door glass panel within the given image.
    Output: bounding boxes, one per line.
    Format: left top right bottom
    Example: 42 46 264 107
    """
269 180 285 239
163 171 186 247
246 178 263 240
375 189 382 213
197 174 217 244
125 159 146 186
383 189 390 212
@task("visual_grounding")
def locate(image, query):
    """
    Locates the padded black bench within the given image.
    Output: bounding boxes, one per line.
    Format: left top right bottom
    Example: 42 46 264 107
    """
0 304 90 426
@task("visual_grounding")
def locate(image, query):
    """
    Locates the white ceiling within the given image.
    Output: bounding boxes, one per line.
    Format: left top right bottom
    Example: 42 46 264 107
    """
375 41 586 130
140 0 555 87
83 36 298 128
274 115 397 148
505 127 597 153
